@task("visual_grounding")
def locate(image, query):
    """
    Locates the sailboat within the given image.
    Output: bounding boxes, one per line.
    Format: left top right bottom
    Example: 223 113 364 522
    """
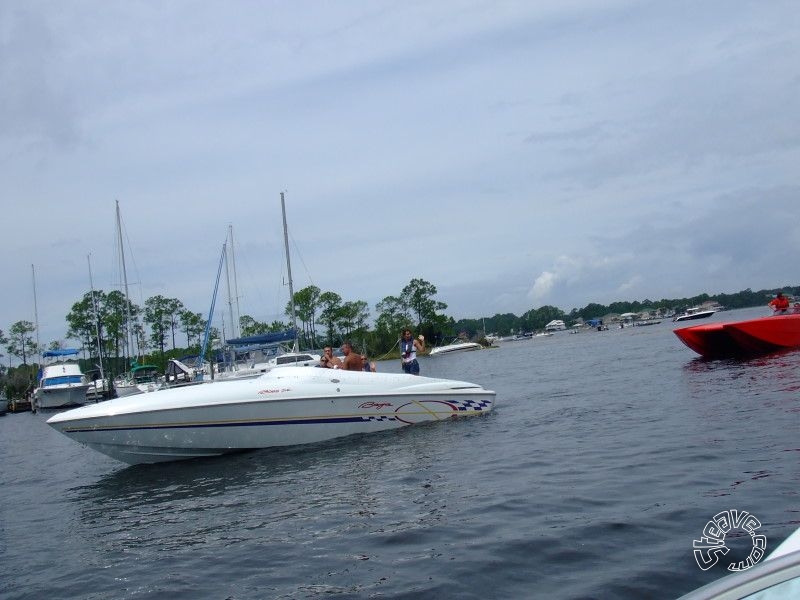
212 194 320 380
110 201 164 397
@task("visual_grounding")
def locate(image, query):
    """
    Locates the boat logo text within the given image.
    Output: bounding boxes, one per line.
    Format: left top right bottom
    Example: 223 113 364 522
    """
359 402 393 410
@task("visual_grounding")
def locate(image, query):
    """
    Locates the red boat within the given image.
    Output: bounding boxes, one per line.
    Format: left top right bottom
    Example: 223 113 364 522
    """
674 313 800 358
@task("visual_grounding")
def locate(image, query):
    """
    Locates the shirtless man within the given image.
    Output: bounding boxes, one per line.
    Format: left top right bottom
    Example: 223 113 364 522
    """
340 341 365 371
319 346 343 369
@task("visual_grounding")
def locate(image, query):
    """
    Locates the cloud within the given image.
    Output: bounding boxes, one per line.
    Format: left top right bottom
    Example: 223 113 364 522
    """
2 1 799 350
529 270 557 302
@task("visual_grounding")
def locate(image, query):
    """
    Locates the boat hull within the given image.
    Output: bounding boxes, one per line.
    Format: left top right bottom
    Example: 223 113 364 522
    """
673 310 716 322
429 342 482 356
674 314 800 358
34 384 91 408
47 367 495 465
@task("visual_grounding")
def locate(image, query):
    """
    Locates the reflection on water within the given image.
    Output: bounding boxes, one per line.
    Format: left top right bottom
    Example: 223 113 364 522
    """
72 419 482 562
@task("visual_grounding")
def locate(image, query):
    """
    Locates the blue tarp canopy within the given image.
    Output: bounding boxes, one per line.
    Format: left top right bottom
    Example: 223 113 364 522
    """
42 348 80 357
225 330 296 346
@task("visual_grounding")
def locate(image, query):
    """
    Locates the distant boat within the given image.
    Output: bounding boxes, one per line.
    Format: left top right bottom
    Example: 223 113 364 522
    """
429 340 482 356
673 307 716 322
114 364 164 397
674 312 800 359
633 319 662 327
545 320 566 331
33 349 91 409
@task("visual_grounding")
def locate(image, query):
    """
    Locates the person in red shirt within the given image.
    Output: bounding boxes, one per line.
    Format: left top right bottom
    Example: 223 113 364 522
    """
769 292 790 313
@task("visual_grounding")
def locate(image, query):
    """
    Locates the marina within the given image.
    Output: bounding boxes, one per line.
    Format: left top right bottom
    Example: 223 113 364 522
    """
2 4 799 599
3 306 798 599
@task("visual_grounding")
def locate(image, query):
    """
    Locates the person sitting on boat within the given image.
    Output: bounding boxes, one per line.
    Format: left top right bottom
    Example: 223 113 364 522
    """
361 355 377 372
400 328 425 375
769 292 790 314
340 341 365 371
319 346 343 369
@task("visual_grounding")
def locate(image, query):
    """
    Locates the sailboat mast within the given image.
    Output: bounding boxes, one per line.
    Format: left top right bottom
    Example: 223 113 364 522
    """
87 253 105 382
228 224 241 338
31 264 41 354
280 192 299 352
223 241 235 341
198 242 227 379
116 200 134 362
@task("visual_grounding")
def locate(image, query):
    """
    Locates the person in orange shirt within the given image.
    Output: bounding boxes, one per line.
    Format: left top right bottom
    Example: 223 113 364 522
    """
769 292 790 313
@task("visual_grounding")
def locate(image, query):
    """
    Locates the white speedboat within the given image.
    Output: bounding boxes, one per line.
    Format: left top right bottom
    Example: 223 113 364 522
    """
33 349 91 409
47 366 495 465
428 340 482 356
673 307 716 322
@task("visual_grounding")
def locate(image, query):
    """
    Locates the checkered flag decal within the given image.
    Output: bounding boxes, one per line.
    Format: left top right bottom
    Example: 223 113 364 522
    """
361 415 396 422
456 398 492 412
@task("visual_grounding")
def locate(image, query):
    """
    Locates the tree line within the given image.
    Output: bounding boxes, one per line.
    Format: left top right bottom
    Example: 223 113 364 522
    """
1 281 796 398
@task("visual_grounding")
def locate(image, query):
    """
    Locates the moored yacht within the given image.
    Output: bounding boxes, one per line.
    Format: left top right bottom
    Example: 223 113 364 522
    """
33 349 91 409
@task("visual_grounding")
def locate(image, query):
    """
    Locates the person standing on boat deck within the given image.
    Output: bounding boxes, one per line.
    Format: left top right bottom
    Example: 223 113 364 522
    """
340 341 365 371
400 328 425 375
319 346 343 369
769 292 790 313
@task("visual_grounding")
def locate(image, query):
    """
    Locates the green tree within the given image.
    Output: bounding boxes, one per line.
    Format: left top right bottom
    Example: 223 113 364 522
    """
180 310 206 348
103 290 140 361
401 278 447 326
66 291 105 359
0 328 7 373
287 285 321 348
375 295 411 337
521 305 566 331
144 295 172 356
163 298 185 349
6 320 38 365
339 300 369 338
318 291 343 346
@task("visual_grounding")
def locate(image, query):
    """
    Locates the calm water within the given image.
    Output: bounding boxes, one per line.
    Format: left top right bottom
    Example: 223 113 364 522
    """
2 307 798 599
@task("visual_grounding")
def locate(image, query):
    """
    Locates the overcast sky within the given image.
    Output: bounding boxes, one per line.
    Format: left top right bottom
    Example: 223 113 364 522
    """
2 0 799 350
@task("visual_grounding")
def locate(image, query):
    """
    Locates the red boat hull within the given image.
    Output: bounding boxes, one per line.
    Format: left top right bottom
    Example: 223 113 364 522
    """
674 314 800 358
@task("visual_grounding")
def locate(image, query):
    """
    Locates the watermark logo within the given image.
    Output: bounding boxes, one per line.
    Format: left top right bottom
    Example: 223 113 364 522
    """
693 510 767 571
